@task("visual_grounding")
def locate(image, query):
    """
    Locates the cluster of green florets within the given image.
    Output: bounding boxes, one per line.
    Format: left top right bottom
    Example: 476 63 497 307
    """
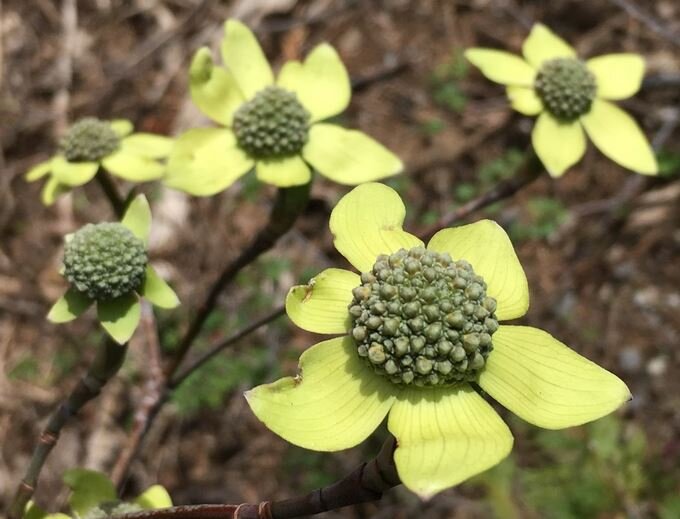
59 117 120 162
349 247 499 387
64 222 147 301
232 86 310 159
535 58 597 121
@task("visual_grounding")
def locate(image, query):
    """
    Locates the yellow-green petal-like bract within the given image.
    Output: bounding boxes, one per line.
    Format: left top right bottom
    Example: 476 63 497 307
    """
41 177 69 205
120 133 173 159
51 157 99 187
141 266 180 309
110 119 134 138
388 385 513 499
101 150 165 182
463 49 536 86
245 336 396 451
478 326 631 429
507 86 543 116
277 43 351 123
165 128 254 196
286 268 359 334
587 53 644 100
25 159 52 181
329 182 423 272
531 112 586 177
581 99 657 175
97 293 141 345
121 194 152 244
135 485 173 510
220 19 273 99
47 287 93 323
522 23 576 68
302 124 403 185
189 47 245 126
427 220 529 321
255 155 311 187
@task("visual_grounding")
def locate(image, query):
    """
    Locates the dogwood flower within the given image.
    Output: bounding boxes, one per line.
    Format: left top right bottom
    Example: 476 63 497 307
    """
465 24 657 177
25 118 172 205
47 195 179 344
246 183 631 498
164 20 402 195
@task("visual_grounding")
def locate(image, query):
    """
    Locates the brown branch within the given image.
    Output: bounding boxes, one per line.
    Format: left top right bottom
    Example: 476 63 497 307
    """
114 437 399 519
419 150 543 242
7 340 128 519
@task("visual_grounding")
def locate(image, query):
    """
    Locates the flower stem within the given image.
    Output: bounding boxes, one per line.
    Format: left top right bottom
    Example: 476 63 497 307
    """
419 149 544 242
112 437 399 519
95 169 126 218
7 339 128 519
165 183 311 379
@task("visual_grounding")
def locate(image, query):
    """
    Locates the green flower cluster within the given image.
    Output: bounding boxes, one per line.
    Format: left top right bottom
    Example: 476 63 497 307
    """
64 223 147 301
349 247 498 386
232 86 310 159
59 118 121 162
535 58 597 120
83 503 142 519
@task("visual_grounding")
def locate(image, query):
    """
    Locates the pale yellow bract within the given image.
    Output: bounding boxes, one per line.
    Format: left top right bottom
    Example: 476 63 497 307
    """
466 24 658 177
245 182 632 499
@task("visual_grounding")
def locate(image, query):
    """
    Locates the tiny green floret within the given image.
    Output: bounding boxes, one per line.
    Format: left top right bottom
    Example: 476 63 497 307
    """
84 502 143 519
349 247 499 387
534 57 596 121
232 86 310 159
64 222 147 301
59 117 121 162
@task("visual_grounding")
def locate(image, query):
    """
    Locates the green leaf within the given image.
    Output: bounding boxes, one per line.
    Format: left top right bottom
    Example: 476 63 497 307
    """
47 288 93 323
581 99 658 175
478 326 632 429
464 49 536 86
388 385 513 499
277 43 351 122
121 194 152 244
63 468 116 517
141 266 179 309
51 156 98 187
245 336 396 451
302 124 403 185
135 485 173 510
255 155 311 187
220 19 273 99
97 293 141 345
329 183 423 272
189 47 245 126
120 133 173 159
531 112 586 177
101 150 165 182
164 128 254 196
428 219 529 321
285 268 358 334
522 23 576 68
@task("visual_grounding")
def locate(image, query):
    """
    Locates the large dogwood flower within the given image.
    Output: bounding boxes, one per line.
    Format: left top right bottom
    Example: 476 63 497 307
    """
466 24 657 177
164 20 402 195
246 183 630 498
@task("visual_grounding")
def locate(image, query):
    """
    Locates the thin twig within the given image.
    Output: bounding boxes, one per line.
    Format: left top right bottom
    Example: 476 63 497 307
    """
111 306 287 492
165 184 311 379
419 150 544 241
7 340 128 519
114 437 399 519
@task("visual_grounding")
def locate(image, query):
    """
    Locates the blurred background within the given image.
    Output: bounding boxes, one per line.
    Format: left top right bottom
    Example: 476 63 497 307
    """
1 0 679 517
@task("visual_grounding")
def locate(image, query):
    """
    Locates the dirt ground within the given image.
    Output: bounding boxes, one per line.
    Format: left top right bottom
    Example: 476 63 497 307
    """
1 1 679 518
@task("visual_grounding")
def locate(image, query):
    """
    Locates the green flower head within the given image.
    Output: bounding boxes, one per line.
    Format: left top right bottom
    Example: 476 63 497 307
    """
164 19 403 196
246 183 631 499
47 195 180 344
465 24 658 177
25 118 173 206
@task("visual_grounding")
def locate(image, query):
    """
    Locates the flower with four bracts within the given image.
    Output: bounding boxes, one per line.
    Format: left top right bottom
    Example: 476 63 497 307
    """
245 182 632 499
465 24 658 177
47 195 180 344
163 19 402 195
25 118 173 205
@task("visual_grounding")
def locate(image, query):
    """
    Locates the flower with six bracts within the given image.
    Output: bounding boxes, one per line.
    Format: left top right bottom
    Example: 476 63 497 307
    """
25 118 173 206
465 24 658 177
163 19 402 195
47 195 180 344
246 183 631 499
